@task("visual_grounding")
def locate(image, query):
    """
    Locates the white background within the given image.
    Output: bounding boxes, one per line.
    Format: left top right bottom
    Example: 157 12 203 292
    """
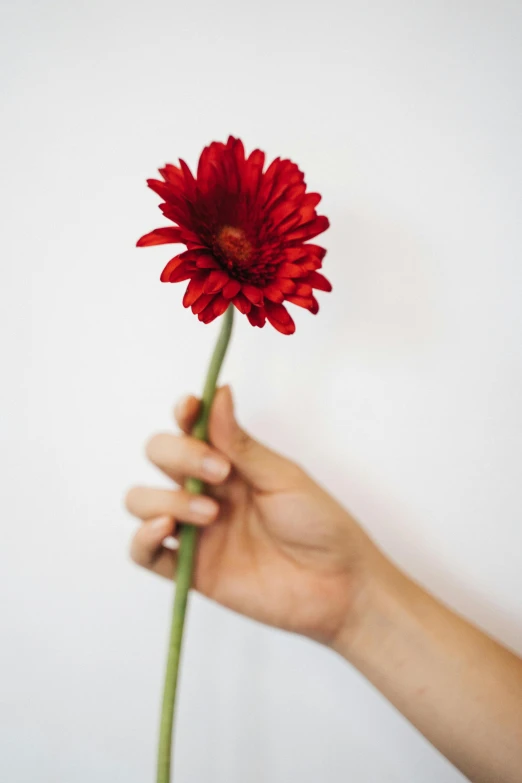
1 1 521 781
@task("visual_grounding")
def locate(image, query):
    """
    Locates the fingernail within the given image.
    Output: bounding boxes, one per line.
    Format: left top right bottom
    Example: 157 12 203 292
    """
150 515 171 530
163 535 179 550
202 455 230 481
189 496 218 518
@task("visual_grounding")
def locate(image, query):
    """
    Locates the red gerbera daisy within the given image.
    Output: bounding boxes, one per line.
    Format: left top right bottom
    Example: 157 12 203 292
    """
137 136 331 335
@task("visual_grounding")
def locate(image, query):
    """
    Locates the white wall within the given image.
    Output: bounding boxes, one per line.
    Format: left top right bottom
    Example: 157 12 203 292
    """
1 1 521 781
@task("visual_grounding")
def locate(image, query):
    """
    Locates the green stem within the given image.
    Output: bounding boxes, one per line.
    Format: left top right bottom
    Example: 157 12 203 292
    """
156 305 234 783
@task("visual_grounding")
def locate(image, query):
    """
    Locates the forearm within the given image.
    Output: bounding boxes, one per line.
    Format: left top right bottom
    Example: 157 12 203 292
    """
334 559 522 783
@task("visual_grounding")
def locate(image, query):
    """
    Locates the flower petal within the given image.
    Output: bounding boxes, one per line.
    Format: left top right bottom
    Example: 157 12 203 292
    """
223 279 241 299
284 215 330 243
261 159 304 210
247 307 266 328
278 263 307 278
196 256 221 269
179 158 197 200
269 201 300 231
198 298 222 324
203 269 230 293
257 156 280 206
303 244 327 260
295 203 318 224
159 164 184 188
301 256 323 271
285 295 320 314
183 275 206 307
147 178 174 201
277 278 297 294
136 227 184 247
244 149 265 201
233 292 252 314
285 295 314 311
242 284 264 305
168 264 196 283
196 145 221 196
284 247 308 263
217 137 240 193
159 199 193 228
191 293 215 314
160 254 186 282
265 301 296 335
263 283 285 303
307 271 332 292
302 192 322 208
212 294 230 317
230 137 246 180
178 249 214 265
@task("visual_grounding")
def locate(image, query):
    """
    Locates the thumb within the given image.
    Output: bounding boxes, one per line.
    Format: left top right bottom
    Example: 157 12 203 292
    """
208 386 297 491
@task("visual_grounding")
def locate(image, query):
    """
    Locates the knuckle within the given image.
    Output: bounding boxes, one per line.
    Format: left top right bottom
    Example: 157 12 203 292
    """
145 432 171 461
288 461 308 484
124 486 140 512
234 427 252 454
144 432 164 460
174 395 195 420
200 442 217 462
129 538 145 567
173 400 186 425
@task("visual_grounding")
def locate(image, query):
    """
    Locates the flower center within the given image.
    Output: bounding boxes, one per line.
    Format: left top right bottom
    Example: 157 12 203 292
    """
216 226 253 268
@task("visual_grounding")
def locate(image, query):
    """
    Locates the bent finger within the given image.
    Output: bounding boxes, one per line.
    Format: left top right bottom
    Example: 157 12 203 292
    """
125 486 219 526
129 515 178 580
146 432 231 486
174 395 201 434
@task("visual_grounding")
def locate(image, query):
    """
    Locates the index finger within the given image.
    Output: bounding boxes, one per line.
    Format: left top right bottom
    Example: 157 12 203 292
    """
173 395 201 434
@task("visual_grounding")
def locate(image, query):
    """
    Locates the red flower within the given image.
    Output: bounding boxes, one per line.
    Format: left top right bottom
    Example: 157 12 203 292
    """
137 136 331 335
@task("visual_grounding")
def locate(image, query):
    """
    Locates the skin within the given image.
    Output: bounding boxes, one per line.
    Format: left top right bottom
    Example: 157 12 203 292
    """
125 386 522 783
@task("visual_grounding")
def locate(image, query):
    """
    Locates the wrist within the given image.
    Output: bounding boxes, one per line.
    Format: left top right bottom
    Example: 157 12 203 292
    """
331 552 418 666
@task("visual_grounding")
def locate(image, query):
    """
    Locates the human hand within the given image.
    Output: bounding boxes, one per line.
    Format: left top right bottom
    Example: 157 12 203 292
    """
125 386 386 646
126 386 522 782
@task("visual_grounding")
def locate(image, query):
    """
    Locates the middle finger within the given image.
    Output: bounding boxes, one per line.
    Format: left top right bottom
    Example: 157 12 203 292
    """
125 486 220 526
145 432 231 486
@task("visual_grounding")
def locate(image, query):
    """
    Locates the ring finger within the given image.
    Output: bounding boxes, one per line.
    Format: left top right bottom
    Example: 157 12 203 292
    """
125 485 220 526
130 515 178 580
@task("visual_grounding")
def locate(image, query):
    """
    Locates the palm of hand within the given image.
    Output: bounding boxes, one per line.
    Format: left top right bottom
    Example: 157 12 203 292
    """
128 387 371 645
194 469 361 644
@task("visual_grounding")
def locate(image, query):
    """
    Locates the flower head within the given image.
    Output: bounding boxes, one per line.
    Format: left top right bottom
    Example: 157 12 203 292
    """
137 136 331 335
